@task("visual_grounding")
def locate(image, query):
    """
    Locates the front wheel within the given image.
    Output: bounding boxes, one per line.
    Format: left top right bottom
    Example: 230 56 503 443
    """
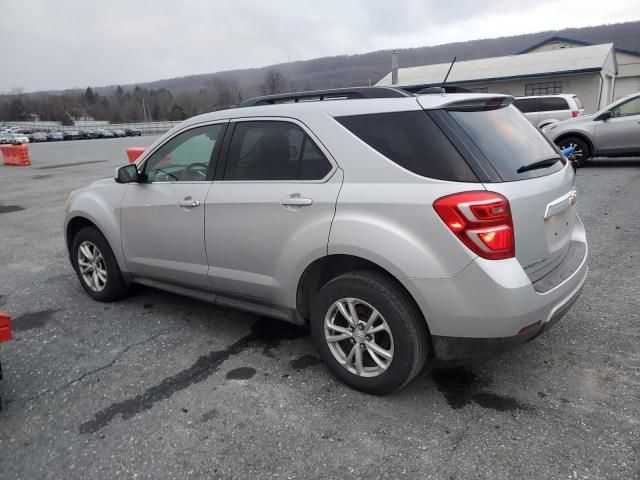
557 136 591 168
71 226 129 302
311 271 428 394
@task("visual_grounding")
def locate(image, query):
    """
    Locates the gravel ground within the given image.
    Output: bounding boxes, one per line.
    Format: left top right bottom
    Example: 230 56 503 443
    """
0 138 638 479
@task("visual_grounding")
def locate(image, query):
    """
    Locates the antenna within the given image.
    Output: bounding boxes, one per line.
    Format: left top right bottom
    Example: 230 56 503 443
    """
440 57 457 91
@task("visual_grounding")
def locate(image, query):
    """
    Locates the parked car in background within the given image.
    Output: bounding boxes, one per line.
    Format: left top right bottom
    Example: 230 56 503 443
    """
112 129 126 137
124 128 142 136
84 130 100 139
29 132 48 142
543 91 640 167
65 87 588 393
63 130 82 141
0 132 11 144
9 133 30 144
513 94 584 129
47 131 65 142
95 129 114 138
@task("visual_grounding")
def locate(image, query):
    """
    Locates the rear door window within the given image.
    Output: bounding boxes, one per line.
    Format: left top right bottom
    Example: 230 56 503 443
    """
538 97 569 112
224 121 332 181
336 111 478 182
513 98 538 113
448 105 563 181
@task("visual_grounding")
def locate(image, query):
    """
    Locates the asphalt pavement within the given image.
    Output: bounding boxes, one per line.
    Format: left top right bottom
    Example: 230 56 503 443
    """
0 138 638 479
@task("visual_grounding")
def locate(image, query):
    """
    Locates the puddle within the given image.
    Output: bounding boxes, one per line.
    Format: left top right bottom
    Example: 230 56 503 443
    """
12 309 57 332
226 367 256 380
0 205 25 214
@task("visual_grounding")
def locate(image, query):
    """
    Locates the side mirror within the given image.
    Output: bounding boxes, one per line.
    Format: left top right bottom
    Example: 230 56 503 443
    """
596 111 612 122
115 164 140 183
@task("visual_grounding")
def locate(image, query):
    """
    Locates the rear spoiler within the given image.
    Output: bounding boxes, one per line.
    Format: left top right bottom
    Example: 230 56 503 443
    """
444 96 514 112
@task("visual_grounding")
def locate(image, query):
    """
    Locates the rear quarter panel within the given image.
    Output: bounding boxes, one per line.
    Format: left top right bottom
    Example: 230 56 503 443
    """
329 180 481 279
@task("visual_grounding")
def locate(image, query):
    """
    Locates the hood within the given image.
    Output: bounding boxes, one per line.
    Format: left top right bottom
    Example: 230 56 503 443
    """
90 177 116 186
554 114 594 128
543 114 593 137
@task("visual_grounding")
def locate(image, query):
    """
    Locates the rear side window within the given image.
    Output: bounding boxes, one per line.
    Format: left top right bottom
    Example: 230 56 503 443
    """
513 98 538 113
224 121 332 181
449 105 563 181
336 111 478 182
538 97 569 112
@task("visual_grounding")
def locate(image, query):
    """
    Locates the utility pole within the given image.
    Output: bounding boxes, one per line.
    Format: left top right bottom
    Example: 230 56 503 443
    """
141 98 147 123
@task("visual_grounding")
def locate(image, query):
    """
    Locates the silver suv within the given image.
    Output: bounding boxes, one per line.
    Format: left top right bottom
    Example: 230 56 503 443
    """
65 87 588 393
542 92 640 167
513 94 584 129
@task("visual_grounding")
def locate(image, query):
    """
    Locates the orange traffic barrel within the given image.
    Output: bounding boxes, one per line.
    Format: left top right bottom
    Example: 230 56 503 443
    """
126 147 146 164
0 311 11 343
0 144 31 166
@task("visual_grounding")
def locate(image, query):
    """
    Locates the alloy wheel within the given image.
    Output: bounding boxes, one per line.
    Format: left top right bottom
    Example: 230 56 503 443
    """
77 241 107 292
324 297 394 377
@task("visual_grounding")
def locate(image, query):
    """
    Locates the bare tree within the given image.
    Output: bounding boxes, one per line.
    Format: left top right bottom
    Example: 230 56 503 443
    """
260 70 286 95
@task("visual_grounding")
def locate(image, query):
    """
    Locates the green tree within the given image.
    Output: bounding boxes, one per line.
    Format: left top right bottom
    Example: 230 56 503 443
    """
84 87 97 105
168 104 187 120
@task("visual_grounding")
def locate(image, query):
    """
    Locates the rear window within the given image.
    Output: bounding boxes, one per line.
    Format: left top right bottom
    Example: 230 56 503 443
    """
572 96 583 110
336 111 478 182
448 105 563 181
538 97 569 112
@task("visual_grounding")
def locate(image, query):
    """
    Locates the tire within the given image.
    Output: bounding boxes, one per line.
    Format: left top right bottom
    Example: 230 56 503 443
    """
71 226 129 302
310 270 428 394
556 136 591 168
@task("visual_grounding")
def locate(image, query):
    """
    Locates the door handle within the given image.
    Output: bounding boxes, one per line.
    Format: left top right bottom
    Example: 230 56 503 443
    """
281 194 313 207
178 199 201 208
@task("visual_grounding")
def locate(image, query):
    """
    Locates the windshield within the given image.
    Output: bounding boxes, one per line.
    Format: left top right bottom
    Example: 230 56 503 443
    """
449 105 564 181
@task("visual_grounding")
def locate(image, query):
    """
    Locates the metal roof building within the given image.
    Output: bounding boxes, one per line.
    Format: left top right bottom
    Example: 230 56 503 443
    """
376 39 638 113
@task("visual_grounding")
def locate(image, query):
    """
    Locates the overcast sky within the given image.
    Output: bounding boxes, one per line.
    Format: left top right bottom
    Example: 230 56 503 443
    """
1 0 638 92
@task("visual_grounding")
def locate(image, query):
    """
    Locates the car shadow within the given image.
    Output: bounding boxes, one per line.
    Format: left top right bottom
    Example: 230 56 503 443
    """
587 157 640 167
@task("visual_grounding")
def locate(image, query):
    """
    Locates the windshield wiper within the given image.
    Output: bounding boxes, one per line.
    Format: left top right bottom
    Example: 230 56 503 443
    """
517 156 561 174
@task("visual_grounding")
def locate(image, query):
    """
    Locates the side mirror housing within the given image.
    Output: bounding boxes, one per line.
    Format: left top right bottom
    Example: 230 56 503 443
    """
115 164 140 183
596 111 612 122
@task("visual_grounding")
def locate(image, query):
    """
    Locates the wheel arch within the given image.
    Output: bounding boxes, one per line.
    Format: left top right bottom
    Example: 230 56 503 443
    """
295 254 432 343
65 213 127 274
537 120 558 129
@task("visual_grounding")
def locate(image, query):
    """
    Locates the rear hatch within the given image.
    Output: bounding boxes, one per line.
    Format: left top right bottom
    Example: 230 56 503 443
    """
423 96 577 281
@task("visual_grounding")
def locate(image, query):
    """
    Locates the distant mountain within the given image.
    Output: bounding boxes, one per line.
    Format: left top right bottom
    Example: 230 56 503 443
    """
47 20 640 98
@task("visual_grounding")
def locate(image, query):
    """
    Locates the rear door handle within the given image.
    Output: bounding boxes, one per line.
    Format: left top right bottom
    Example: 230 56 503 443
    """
178 199 201 208
281 194 313 207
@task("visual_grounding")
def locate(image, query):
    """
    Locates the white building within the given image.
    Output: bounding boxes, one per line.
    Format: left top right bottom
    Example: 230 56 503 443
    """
376 36 640 113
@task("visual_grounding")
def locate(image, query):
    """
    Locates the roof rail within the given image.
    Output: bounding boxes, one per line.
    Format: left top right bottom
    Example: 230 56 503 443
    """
240 86 411 107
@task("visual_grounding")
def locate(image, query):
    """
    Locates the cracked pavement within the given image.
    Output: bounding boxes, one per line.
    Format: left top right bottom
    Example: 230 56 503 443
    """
0 139 639 479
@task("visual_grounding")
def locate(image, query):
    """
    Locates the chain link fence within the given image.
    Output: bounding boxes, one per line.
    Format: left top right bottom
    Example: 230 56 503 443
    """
0 121 181 134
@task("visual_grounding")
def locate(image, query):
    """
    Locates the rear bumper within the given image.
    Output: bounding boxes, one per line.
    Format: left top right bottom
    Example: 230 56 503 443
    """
401 220 588 360
430 281 583 359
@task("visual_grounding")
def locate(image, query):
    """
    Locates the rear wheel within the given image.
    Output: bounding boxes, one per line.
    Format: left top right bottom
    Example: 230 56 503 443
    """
556 136 591 167
311 271 428 394
71 226 129 302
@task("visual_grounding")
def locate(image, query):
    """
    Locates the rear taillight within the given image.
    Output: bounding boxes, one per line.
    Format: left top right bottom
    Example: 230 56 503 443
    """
433 191 515 260
572 111 579 118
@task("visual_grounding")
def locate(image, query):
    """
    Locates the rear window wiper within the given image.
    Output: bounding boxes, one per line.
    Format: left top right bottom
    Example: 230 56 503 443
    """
516 156 561 174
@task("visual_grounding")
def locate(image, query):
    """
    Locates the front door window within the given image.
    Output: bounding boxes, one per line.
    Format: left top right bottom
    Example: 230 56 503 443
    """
144 124 225 182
